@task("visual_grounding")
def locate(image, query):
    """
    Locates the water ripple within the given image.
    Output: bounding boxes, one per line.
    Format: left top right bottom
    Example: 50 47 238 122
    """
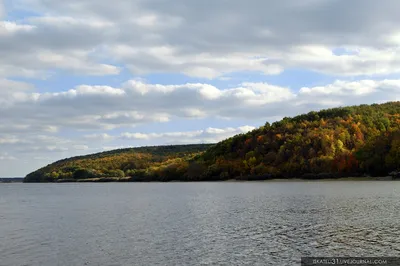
1 182 400 265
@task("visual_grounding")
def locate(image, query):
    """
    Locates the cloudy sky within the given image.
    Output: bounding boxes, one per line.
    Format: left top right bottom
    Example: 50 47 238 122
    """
1 0 400 176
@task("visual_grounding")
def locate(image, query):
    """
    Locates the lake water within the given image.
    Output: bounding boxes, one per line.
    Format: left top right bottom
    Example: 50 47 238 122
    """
1 182 400 266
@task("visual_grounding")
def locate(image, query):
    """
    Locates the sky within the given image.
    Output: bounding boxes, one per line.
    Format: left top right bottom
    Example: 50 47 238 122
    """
1 0 400 177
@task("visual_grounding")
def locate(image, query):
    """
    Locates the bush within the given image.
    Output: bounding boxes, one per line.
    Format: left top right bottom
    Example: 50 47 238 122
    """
73 169 96 179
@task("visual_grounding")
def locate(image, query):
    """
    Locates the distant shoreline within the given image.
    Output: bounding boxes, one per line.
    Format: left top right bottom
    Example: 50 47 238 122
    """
0 178 24 183
224 176 396 182
21 176 399 183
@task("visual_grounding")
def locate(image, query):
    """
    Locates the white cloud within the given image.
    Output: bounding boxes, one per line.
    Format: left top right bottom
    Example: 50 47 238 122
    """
42 125 59 133
181 108 207 118
0 0 3 20
1 79 400 139
0 153 16 160
2 0 400 79
0 16 120 78
0 80 296 134
0 21 35 34
0 78 34 94
33 156 52 160
299 79 400 97
0 136 21 144
36 52 120 75
73 145 89 150
198 84 223 100
120 126 256 144
276 46 400 77
75 85 125 95
84 133 114 141
28 15 114 28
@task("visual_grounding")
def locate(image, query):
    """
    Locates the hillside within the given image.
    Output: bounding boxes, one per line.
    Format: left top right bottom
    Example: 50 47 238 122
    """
24 144 214 182
190 102 400 180
25 102 400 182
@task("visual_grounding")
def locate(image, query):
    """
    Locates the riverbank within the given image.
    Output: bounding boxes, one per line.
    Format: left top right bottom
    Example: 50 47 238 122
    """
224 176 395 182
38 176 397 183
55 177 134 183
0 178 24 183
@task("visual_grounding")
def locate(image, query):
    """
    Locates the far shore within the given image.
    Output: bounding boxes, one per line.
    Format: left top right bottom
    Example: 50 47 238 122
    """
20 175 399 183
223 176 395 182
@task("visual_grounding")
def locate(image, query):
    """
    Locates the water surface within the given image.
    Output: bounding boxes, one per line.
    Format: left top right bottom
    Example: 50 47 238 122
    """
1 182 400 265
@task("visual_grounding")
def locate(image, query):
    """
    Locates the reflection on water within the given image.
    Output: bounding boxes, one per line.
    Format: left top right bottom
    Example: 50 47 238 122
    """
1 182 400 266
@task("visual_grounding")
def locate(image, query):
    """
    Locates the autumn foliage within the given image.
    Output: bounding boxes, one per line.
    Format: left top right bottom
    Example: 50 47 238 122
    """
25 102 400 182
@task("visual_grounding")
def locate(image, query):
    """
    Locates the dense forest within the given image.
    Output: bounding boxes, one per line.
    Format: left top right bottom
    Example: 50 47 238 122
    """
25 102 400 182
24 144 214 182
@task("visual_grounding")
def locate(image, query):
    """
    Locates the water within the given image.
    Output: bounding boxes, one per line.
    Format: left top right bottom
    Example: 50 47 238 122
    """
1 182 400 266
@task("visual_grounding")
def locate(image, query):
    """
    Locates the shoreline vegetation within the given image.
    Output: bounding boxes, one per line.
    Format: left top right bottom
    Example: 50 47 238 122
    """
0 178 24 183
49 176 397 183
25 102 400 183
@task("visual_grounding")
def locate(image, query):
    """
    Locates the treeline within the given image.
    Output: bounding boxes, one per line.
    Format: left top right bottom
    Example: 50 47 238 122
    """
0 178 24 183
24 144 214 182
25 102 400 182
189 102 400 180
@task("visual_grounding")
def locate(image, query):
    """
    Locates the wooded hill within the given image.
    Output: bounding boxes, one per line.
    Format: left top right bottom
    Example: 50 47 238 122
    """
25 102 400 182
24 144 214 182
192 102 400 180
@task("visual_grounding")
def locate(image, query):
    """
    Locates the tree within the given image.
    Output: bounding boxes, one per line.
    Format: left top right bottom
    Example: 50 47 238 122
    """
73 169 96 179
